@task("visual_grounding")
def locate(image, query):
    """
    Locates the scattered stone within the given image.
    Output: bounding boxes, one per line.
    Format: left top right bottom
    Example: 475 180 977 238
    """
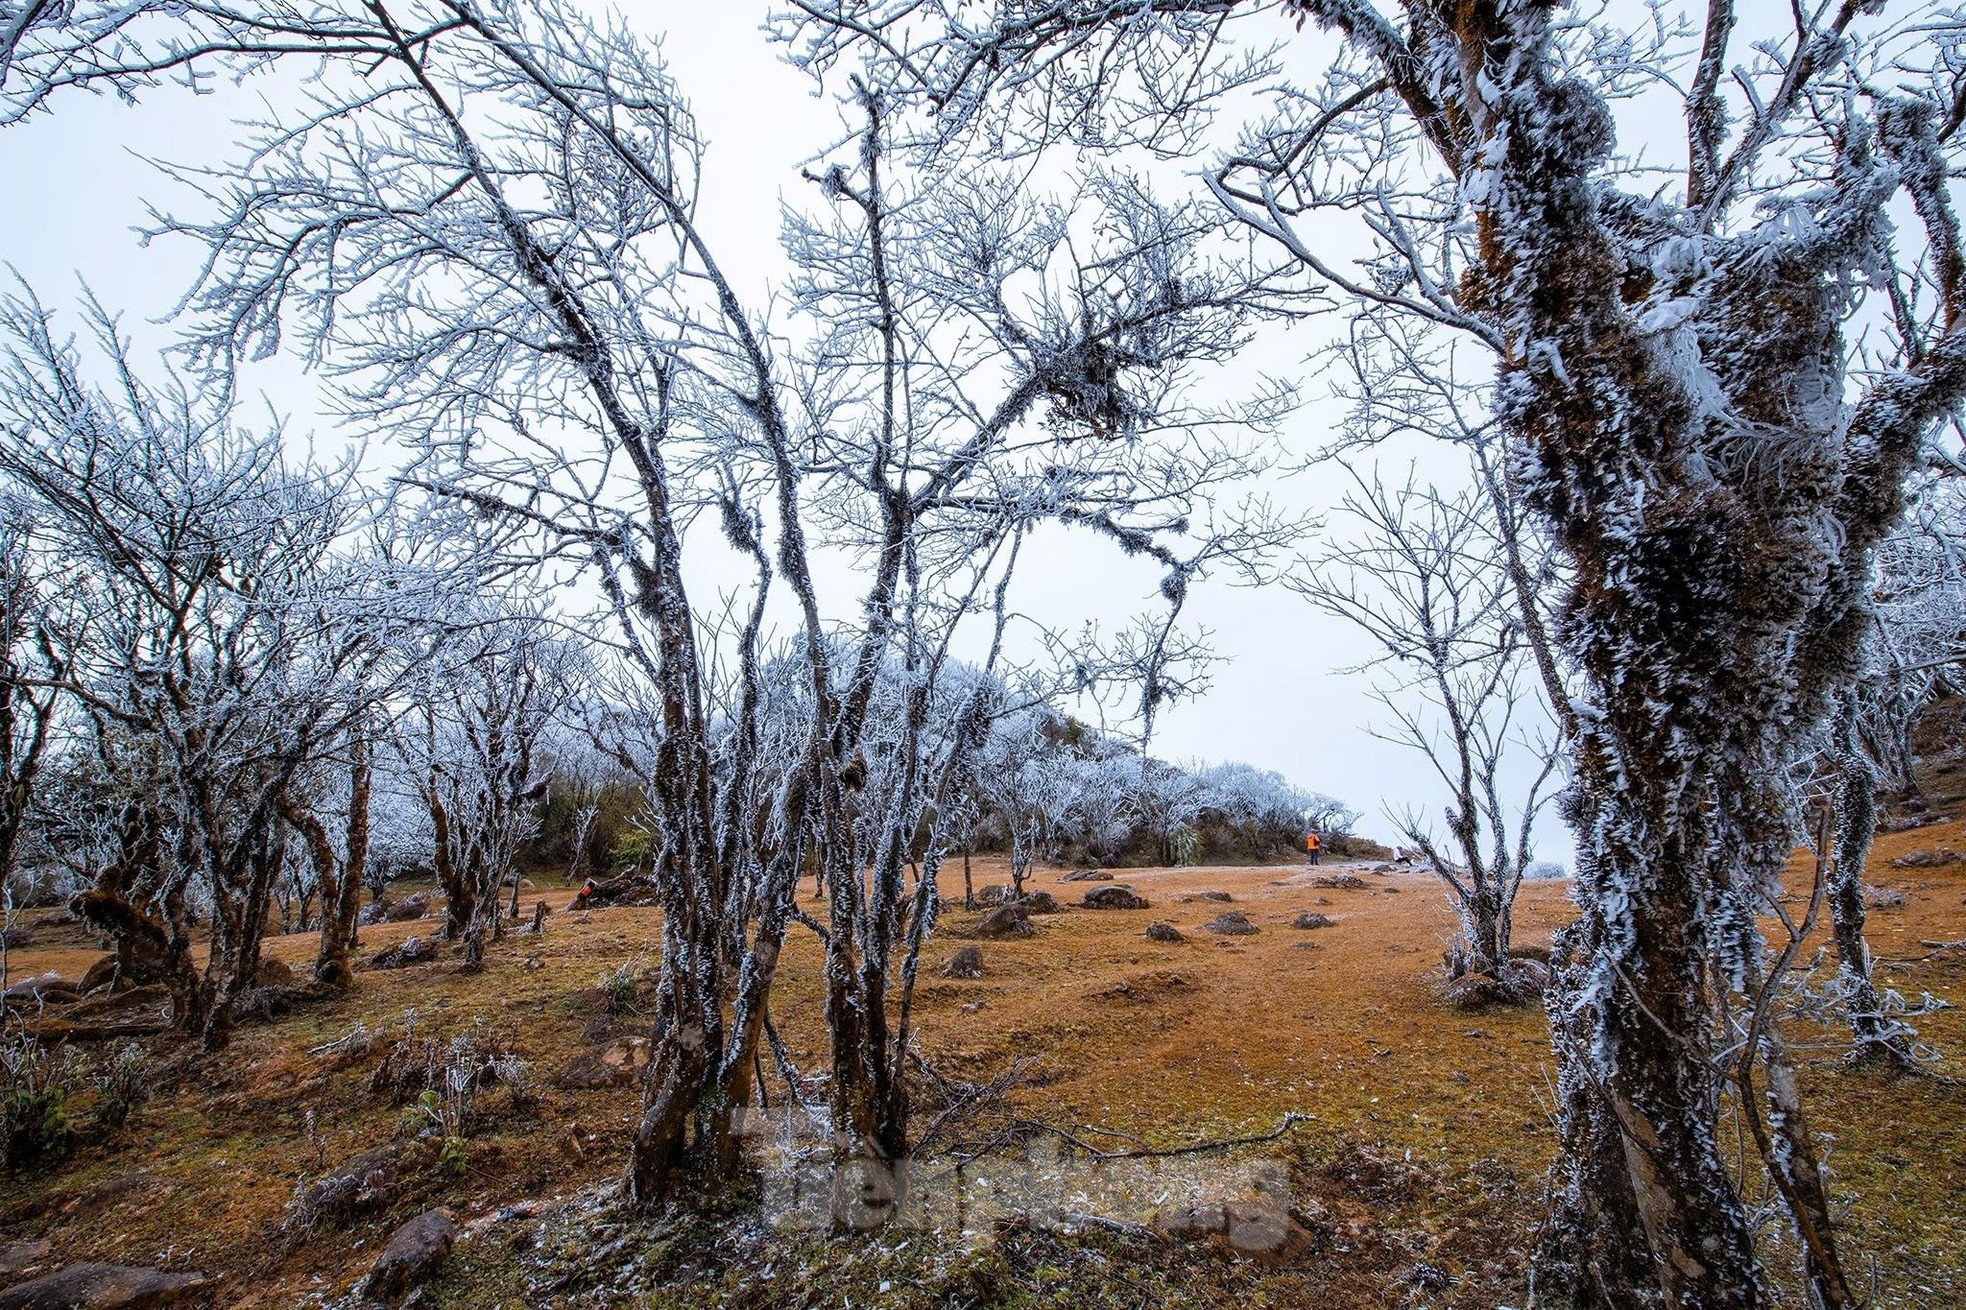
40 984 170 1033
1200 891 1232 903
1292 912 1335 930
942 947 985 980
973 884 1013 907
1313 896 1332 906
520 955 544 971
1203 911 1259 936
0 1263 209 1310
556 1122 592 1160
975 902 1035 939
959 1001 988 1014
361 1209 457 1305
380 892 432 924
253 956 295 988
1889 846 1961 869
552 1037 651 1090
1020 890 1064 915
79 955 121 993
1 974 80 1007
1081 884 1149 910
1061 869 1113 882
233 982 317 1022
1371 863 1397 873
1379 885 1402 894
1310 873 1367 890
1145 922 1186 944
1880 813 1948 833
1863 884 1910 909
1290 941 1319 951
1153 1195 1320 1265
0 1243 49 1279
291 1143 429 1228
1094 971 1194 1003
370 935 438 969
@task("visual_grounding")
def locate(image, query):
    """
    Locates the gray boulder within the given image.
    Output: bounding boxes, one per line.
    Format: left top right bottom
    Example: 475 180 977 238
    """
1082 884 1149 910
362 1209 457 1304
942 947 985 979
0 1263 209 1310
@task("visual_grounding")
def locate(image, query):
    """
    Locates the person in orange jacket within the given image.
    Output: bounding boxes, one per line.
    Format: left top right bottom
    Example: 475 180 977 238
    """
1304 831 1321 866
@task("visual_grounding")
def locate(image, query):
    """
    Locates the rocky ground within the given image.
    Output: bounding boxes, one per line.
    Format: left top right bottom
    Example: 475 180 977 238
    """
2 826 1963 1307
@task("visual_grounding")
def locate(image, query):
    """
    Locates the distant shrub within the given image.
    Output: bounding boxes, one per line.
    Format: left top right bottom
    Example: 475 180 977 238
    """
1524 861 1569 881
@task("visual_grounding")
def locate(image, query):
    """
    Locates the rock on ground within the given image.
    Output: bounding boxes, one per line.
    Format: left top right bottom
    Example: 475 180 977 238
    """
362 1209 457 1304
975 902 1034 938
1291 912 1334 930
0 1263 209 1310
1203 912 1259 936
1309 873 1367 890
1061 869 1113 882
552 1037 651 1090
1153 1195 1322 1265
374 891 432 924
370 935 438 969
290 1142 430 1228
1020 890 1064 914
1081 885 1149 910
942 946 985 979
1145 922 1186 943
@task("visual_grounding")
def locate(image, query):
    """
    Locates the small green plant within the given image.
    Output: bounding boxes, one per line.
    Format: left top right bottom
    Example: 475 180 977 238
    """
1 1027 81 1172
437 1129 469 1178
91 1042 152 1129
596 954 645 1016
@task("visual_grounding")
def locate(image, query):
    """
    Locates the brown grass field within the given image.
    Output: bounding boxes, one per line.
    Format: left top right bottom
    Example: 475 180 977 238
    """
3 818 1964 1308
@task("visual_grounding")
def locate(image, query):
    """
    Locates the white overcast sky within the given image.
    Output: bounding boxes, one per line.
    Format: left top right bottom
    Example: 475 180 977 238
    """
0 4 1573 862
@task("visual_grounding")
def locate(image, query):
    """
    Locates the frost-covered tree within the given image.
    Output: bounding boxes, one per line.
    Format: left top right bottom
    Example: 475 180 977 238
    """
20 0 1298 1207
784 1 1966 1302
0 505 63 899
1293 467 1558 992
0 287 390 1048
400 612 572 971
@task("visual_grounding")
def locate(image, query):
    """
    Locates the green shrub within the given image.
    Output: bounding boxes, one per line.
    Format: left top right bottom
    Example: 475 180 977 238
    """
1 1029 81 1172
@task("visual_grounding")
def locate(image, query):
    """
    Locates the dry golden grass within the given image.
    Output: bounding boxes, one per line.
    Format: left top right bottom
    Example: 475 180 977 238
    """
2 827 1962 1307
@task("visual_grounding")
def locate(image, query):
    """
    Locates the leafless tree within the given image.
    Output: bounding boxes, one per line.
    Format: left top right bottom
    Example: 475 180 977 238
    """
0 285 394 1048
8 0 1297 1209
1293 466 1558 992
784 1 1966 1303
